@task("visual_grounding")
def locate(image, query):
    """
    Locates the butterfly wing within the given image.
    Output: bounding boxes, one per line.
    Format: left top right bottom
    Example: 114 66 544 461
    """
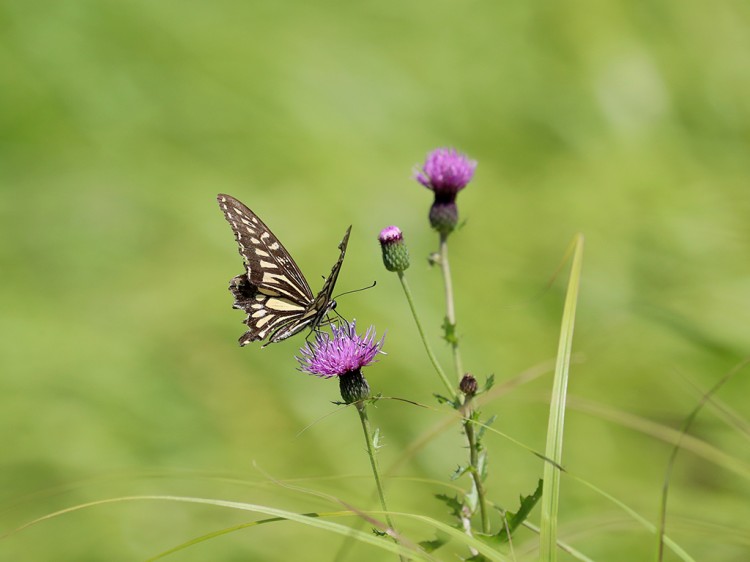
267 225 351 344
217 194 315 345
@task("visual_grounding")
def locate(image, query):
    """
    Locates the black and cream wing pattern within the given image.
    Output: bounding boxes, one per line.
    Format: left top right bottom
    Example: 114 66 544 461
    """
217 194 351 347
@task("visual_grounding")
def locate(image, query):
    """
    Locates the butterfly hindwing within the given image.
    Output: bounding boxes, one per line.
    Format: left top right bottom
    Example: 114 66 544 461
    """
217 193 350 347
227 274 307 346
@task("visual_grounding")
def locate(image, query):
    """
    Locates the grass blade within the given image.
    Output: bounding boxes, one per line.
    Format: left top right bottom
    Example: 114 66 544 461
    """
539 234 584 561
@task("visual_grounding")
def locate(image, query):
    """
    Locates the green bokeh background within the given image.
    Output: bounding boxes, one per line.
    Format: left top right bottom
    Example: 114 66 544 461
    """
2 1 750 560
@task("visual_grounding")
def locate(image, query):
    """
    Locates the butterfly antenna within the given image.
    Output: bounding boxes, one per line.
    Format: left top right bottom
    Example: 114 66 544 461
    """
333 280 377 301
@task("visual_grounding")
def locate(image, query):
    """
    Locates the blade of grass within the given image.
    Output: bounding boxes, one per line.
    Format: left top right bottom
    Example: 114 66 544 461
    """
539 234 584 561
656 357 750 561
4 496 434 561
7 495 512 562
568 397 750 480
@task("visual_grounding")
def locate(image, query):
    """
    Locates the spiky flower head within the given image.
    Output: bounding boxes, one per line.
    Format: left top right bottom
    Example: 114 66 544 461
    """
459 373 478 398
414 148 477 235
296 321 385 404
378 226 410 273
416 148 477 196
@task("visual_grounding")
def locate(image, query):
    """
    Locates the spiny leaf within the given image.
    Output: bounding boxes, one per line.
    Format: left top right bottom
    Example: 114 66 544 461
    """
434 393 457 408
418 532 450 553
477 450 488 481
450 465 469 481
442 317 458 345
434 494 464 520
483 374 495 393
476 415 496 442
494 479 544 543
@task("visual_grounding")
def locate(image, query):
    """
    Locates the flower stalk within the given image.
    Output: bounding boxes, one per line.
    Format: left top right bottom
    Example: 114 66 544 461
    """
439 232 464 382
296 322 403 558
378 225 455 399
356 401 404 561
397 270 456 398
416 147 489 537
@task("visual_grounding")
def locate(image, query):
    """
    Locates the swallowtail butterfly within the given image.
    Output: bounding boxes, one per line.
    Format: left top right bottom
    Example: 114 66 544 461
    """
217 194 351 347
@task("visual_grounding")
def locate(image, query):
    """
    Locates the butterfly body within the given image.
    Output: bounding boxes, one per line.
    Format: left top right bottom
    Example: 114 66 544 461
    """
217 194 351 347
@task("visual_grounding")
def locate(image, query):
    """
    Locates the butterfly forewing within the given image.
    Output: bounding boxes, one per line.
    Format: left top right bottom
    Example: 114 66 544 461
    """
267 225 351 343
217 193 350 347
218 194 312 302
311 226 350 314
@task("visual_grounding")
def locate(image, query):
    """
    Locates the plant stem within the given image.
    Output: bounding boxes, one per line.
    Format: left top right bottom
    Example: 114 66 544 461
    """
463 404 491 534
440 233 490 533
356 402 405 562
397 271 456 398
439 233 464 381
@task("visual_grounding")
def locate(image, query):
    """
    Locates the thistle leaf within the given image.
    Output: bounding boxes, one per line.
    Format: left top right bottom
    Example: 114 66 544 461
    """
442 317 458 345
418 532 449 553
450 465 469 481
494 479 544 543
483 373 495 392
476 415 496 442
434 494 464 520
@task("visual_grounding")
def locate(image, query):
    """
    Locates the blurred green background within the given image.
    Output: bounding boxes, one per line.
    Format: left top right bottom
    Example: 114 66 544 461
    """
2 0 750 560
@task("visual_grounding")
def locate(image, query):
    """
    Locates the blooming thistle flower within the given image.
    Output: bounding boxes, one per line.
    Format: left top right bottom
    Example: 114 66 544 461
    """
296 321 385 404
415 148 477 235
378 226 410 273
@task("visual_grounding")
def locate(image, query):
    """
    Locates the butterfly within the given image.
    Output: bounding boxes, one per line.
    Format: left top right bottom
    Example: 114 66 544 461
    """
217 194 351 347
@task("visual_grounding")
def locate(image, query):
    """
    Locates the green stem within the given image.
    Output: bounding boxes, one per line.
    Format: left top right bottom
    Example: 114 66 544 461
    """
440 233 490 533
356 403 405 562
439 233 464 381
463 405 490 534
397 271 456 398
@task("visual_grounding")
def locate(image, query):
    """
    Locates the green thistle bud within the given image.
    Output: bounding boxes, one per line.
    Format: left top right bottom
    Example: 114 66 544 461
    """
378 226 410 272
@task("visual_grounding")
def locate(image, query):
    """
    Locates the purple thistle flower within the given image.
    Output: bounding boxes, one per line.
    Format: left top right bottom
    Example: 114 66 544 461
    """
296 321 385 403
297 321 384 378
415 148 477 197
414 148 477 235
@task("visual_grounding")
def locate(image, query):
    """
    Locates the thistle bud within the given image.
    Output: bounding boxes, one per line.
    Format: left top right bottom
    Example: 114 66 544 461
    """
460 373 478 398
378 226 410 272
